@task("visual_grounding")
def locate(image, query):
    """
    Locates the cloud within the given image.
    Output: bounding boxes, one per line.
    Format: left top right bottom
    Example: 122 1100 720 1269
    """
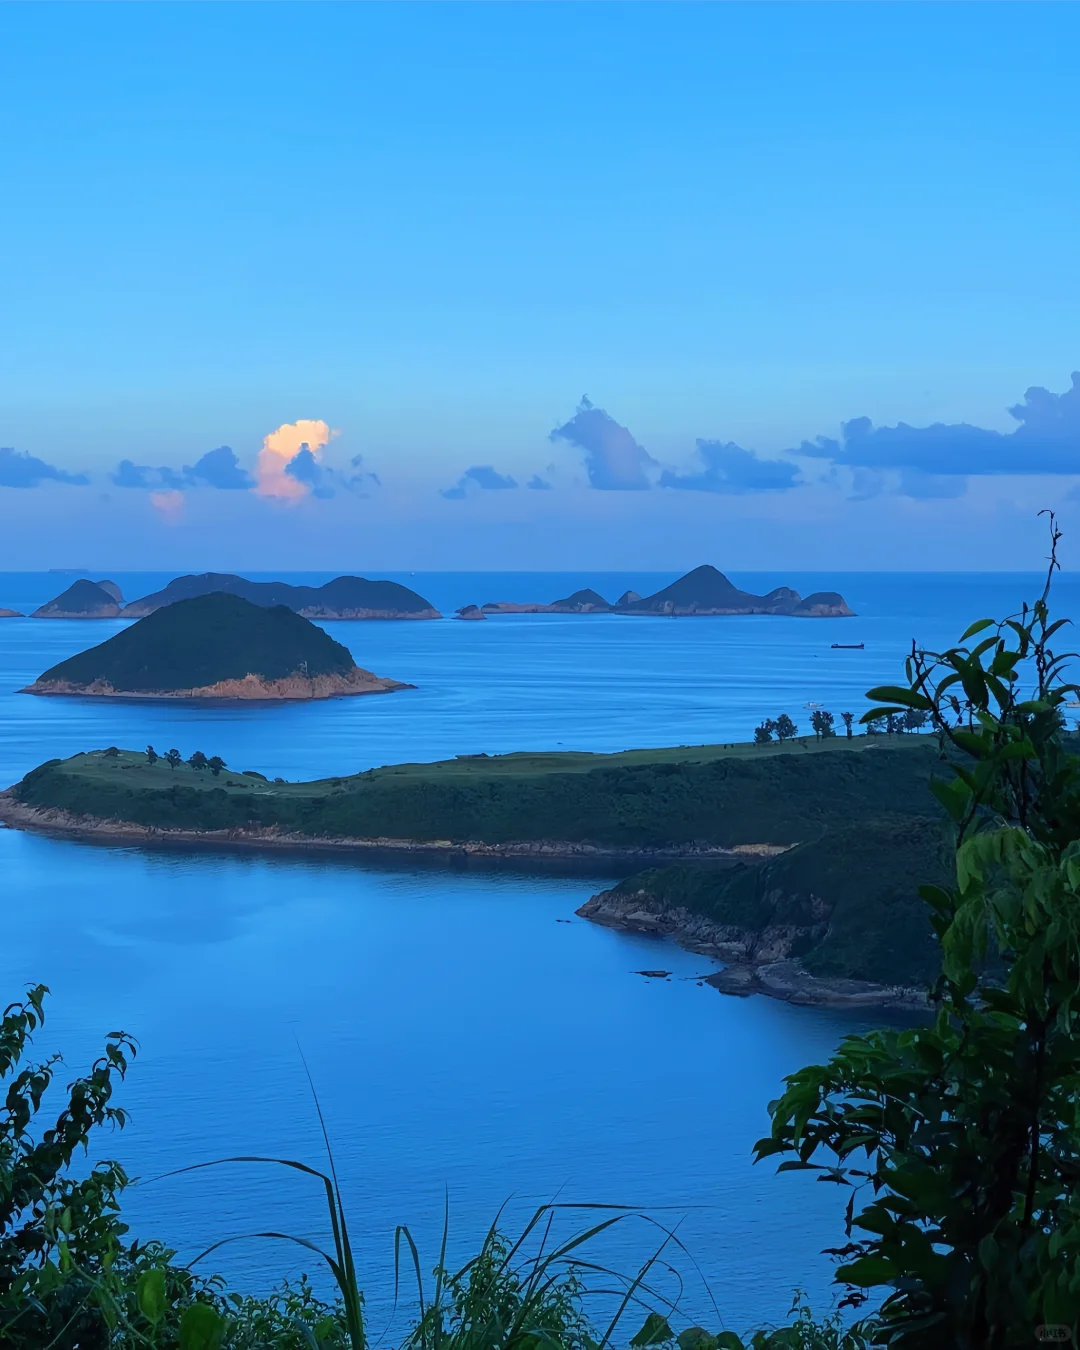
550 397 656 490
255 418 336 501
527 474 553 490
150 489 185 520
284 445 336 499
0 447 89 488
441 464 519 499
111 460 186 490
796 372 1080 478
660 440 800 494
184 445 253 489
350 454 381 490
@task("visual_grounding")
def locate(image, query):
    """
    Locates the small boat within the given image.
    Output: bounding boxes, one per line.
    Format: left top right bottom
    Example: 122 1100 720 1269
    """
805 700 824 709
831 642 865 650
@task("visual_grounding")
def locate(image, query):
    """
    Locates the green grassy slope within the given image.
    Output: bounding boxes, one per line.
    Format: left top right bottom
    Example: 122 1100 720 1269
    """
33 593 357 691
12 735 941 847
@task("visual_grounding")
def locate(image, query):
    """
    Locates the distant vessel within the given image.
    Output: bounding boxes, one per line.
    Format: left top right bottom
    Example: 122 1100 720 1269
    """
831 642 865 649
805 700 824 709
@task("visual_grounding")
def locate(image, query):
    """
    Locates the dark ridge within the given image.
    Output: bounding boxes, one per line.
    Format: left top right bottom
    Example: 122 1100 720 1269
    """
123 572 440 618
32 580 122 618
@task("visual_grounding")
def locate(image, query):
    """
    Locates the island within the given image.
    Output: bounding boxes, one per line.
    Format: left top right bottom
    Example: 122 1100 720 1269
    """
0 608 21 619
475 568 853 618
19 592 411 701
454 605 487 620
31 579 125 619
615 566 854 617
122 572 440 620
0 734 942 1000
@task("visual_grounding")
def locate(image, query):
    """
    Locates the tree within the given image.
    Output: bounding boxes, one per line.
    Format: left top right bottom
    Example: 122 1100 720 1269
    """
810 709 836 740
756 518 1080 1346
753 722 773 745
188 751 208 772
840 711 854 739
165 749 182 771
773 713 797 741
145 745 158 765
207 755 225 777
902 707 928 733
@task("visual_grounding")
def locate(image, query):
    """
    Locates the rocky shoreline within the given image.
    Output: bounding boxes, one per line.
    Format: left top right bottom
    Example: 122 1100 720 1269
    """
0 794 757 865
20 668 411 701
576 886 927 1009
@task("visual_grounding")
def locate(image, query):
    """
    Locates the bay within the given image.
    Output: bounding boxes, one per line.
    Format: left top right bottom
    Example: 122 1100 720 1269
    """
0 570 1073 1336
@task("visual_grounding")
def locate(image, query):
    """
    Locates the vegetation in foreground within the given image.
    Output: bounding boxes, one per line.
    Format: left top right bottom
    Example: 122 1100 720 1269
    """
6 530 1080 1346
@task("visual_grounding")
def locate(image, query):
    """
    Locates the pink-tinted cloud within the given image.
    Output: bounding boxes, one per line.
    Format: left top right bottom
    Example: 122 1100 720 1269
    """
255 419 337 501
150 489 185 520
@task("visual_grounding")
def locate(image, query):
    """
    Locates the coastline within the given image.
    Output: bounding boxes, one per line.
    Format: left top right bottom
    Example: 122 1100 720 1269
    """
576 889 927 1009
0 793 762 866
19 671 413 701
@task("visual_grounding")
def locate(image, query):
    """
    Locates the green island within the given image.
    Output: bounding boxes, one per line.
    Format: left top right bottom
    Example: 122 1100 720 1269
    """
19 592 409 701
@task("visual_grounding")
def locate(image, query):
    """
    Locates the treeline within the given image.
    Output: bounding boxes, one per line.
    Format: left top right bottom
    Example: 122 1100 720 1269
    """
753 707 928 743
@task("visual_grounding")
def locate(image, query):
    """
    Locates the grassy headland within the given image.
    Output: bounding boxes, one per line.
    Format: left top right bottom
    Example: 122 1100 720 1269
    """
7 734 939 851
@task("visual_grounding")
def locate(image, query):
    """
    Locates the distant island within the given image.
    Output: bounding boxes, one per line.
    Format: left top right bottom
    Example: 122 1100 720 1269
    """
474 567 854 618
31 579 125 619
0 608 20 619
122 572 440 620
20 593 410 701
0 735 938 1000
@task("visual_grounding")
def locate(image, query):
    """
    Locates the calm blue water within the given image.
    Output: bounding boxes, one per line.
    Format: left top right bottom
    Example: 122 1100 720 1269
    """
0 571 1073 1337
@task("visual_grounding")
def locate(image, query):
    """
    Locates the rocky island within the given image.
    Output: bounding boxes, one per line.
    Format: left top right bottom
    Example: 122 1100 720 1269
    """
31 579 125 619
122 572 441 620
20 592 410 701
0 608 21 619
475 568 853 618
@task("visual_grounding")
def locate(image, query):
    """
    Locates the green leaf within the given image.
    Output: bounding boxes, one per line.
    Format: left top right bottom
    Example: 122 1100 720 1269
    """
179 1303 226 1350
864 686 933 711
137 1267 168 1325
959 618 995 640
631 1312 674 1346
977 1234 999 1270
837 1254 897 1286
715 1336 745 1350
678 1329 720 1350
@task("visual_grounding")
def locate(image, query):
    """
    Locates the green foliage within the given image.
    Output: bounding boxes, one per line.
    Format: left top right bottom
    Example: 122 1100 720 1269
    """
207 756 225 777
810 711 836 741
757 518 1080 1346
146 744 159 765
754 723 773 745
166 748 182 770
773 715 798 742
840 714 854 739
189 750 209 771
35 592 357 692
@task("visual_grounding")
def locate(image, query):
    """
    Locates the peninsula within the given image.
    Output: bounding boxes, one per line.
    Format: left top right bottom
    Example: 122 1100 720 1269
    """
0 735 943 998
474 568 853 618
122 572 440 620
31 579 124 619
20 593 410 701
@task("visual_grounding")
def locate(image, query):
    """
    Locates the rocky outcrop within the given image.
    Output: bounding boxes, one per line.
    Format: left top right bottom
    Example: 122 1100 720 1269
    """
22 667 411 701
0 608 22 619
482 588 612 614
614 566 855 618
455 605 487 620
615 590 642 607
32 580 122 619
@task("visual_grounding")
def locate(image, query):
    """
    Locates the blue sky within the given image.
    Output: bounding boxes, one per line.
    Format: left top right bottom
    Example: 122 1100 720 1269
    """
2 3 1079 570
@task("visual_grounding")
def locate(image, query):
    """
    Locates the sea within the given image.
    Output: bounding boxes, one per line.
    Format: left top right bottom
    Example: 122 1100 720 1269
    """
1 569 1074 1338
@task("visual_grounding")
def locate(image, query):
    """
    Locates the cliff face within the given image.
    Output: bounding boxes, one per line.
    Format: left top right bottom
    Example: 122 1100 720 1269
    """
22 667 409 701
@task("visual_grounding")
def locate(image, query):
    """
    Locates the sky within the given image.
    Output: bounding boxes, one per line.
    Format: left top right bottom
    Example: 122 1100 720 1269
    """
1 3 1079 572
